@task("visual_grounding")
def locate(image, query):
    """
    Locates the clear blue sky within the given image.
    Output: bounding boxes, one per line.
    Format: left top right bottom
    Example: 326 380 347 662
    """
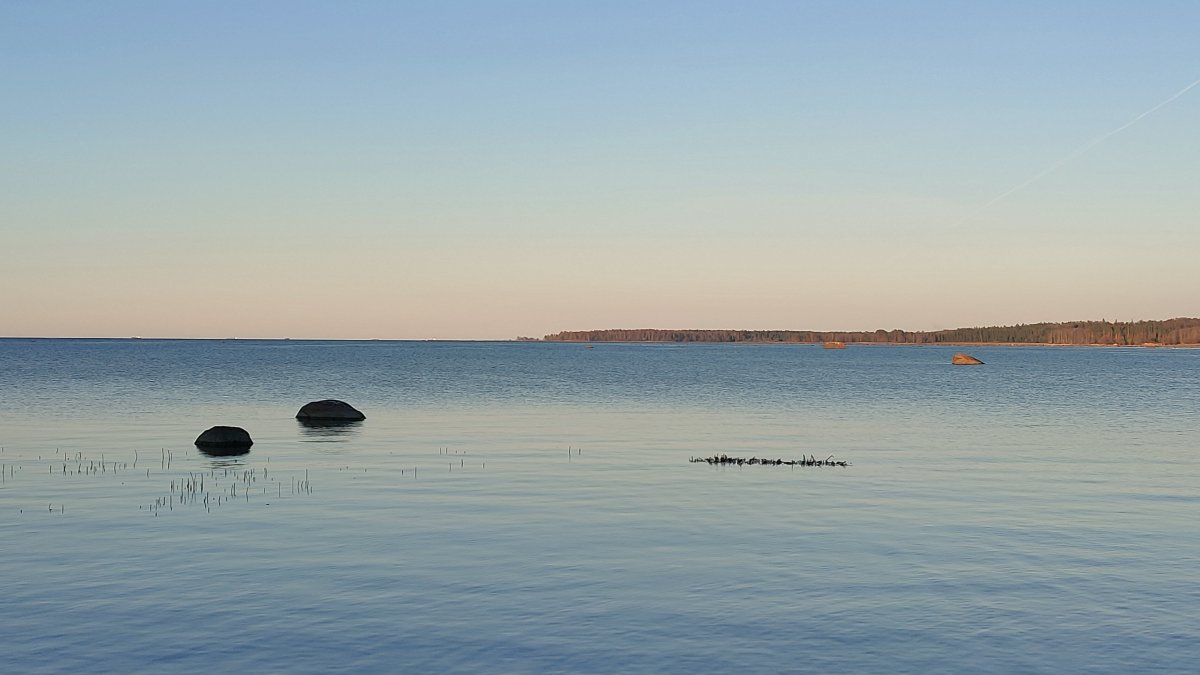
3 1 1197 338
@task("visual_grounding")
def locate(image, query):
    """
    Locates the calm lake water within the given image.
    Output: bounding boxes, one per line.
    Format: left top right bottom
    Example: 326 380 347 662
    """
2 339 1198 673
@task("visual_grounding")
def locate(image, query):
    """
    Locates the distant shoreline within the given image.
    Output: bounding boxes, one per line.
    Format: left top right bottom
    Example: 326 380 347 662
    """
542 319 1200 347
540 340 1200 348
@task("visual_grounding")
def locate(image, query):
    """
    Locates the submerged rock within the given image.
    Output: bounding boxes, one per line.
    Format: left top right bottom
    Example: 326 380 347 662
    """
296 399 365 422
951 352 984 365
691 454 850 467
195 426 253 448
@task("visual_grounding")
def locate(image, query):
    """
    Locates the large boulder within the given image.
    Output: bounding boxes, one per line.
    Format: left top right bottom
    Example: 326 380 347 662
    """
951 352 984 365
296 399 365 422
195 426 253 448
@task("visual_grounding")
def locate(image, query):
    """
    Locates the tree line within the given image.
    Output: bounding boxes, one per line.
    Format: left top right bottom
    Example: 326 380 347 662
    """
542 318 1200 345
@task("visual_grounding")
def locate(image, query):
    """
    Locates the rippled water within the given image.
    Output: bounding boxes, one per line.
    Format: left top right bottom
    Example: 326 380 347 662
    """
2 339 1198 673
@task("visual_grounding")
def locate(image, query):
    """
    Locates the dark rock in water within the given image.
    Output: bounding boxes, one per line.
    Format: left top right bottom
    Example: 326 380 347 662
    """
195 426 253 448
951 352 984 365
296 399 365 421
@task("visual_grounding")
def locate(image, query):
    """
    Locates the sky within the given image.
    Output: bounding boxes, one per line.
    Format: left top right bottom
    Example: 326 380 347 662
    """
2 1 1197 339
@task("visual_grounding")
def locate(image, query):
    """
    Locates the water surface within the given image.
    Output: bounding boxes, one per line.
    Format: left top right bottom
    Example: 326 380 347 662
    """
2 340 1198 672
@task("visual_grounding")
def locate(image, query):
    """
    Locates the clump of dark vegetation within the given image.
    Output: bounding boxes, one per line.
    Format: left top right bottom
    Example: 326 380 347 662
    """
691 454 849 467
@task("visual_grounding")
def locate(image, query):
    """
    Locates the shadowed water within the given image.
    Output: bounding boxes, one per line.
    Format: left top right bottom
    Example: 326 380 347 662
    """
2 339 1198 673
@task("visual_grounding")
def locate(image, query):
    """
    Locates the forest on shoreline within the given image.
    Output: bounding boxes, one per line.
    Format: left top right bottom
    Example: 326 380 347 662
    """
543 318 1200 346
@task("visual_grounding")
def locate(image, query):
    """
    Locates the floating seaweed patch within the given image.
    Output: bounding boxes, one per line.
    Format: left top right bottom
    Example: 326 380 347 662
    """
691 454 850 467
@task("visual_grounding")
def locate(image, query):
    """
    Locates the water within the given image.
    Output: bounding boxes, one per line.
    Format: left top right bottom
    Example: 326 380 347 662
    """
1 339 1198 673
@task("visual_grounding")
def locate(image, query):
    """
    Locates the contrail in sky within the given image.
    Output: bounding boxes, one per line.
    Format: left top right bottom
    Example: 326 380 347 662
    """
955 75 1200 225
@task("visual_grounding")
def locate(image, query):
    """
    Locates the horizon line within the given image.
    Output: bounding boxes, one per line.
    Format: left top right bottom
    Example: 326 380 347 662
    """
4 316 1197 342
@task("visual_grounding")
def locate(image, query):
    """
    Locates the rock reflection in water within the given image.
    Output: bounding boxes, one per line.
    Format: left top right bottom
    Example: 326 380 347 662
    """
196 445 250 469
203 455 249 470
297 418 363 442
196 445 251 458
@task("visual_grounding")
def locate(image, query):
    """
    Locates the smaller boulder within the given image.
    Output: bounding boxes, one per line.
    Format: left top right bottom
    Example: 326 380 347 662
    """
195 426 254 448
951 352 984 365
296 399 365 421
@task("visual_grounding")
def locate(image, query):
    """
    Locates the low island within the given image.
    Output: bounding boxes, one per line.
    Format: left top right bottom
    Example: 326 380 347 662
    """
542 318 1200 347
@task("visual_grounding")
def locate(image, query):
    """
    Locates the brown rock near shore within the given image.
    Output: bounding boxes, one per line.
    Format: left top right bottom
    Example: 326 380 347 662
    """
296 399 366 421
195 426 254 448
823 341 847 349
951 352 984 365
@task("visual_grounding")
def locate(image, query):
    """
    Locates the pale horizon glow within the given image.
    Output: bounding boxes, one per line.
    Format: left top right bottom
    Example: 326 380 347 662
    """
2 2 1197 339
